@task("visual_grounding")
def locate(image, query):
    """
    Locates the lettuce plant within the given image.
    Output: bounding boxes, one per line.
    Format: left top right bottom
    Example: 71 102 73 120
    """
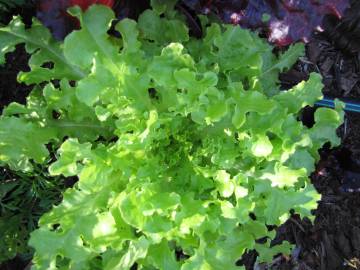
0 3 343 270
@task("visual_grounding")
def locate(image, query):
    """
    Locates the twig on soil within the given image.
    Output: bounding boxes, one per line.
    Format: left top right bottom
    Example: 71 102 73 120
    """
290 217 306 232
343 116 348 138
320 242 326 270
299 56 321 73
344 257 360 269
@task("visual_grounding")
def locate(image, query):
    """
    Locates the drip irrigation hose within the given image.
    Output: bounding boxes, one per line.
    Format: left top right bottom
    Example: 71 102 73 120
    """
315 97 360 113
314 97 360 193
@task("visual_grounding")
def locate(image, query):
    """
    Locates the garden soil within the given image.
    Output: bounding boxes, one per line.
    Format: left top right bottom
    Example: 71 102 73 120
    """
259 2 360 269
1 1 360 270
0 45 31 114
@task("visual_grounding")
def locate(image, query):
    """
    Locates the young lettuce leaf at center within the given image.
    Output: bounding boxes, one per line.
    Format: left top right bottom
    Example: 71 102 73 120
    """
0 4 343 270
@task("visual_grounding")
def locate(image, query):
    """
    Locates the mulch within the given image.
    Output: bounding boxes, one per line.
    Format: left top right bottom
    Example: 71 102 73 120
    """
261 1 360 269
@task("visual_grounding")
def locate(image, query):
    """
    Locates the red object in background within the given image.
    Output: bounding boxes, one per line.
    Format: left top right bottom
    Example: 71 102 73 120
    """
36 0 114 40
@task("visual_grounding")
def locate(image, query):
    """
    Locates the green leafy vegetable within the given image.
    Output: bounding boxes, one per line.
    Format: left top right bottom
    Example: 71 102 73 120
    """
0 3 343 270
0 18 85 83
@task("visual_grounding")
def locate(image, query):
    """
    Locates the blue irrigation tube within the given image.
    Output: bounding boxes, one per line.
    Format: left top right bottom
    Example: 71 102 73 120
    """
315 97 360 113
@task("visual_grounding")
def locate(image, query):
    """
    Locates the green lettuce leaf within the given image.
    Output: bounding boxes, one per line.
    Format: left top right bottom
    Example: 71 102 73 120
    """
0 3 344 269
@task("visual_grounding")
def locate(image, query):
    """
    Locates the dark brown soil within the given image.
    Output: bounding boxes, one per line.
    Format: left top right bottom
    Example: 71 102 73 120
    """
263 1 360 269
0 45 32 113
